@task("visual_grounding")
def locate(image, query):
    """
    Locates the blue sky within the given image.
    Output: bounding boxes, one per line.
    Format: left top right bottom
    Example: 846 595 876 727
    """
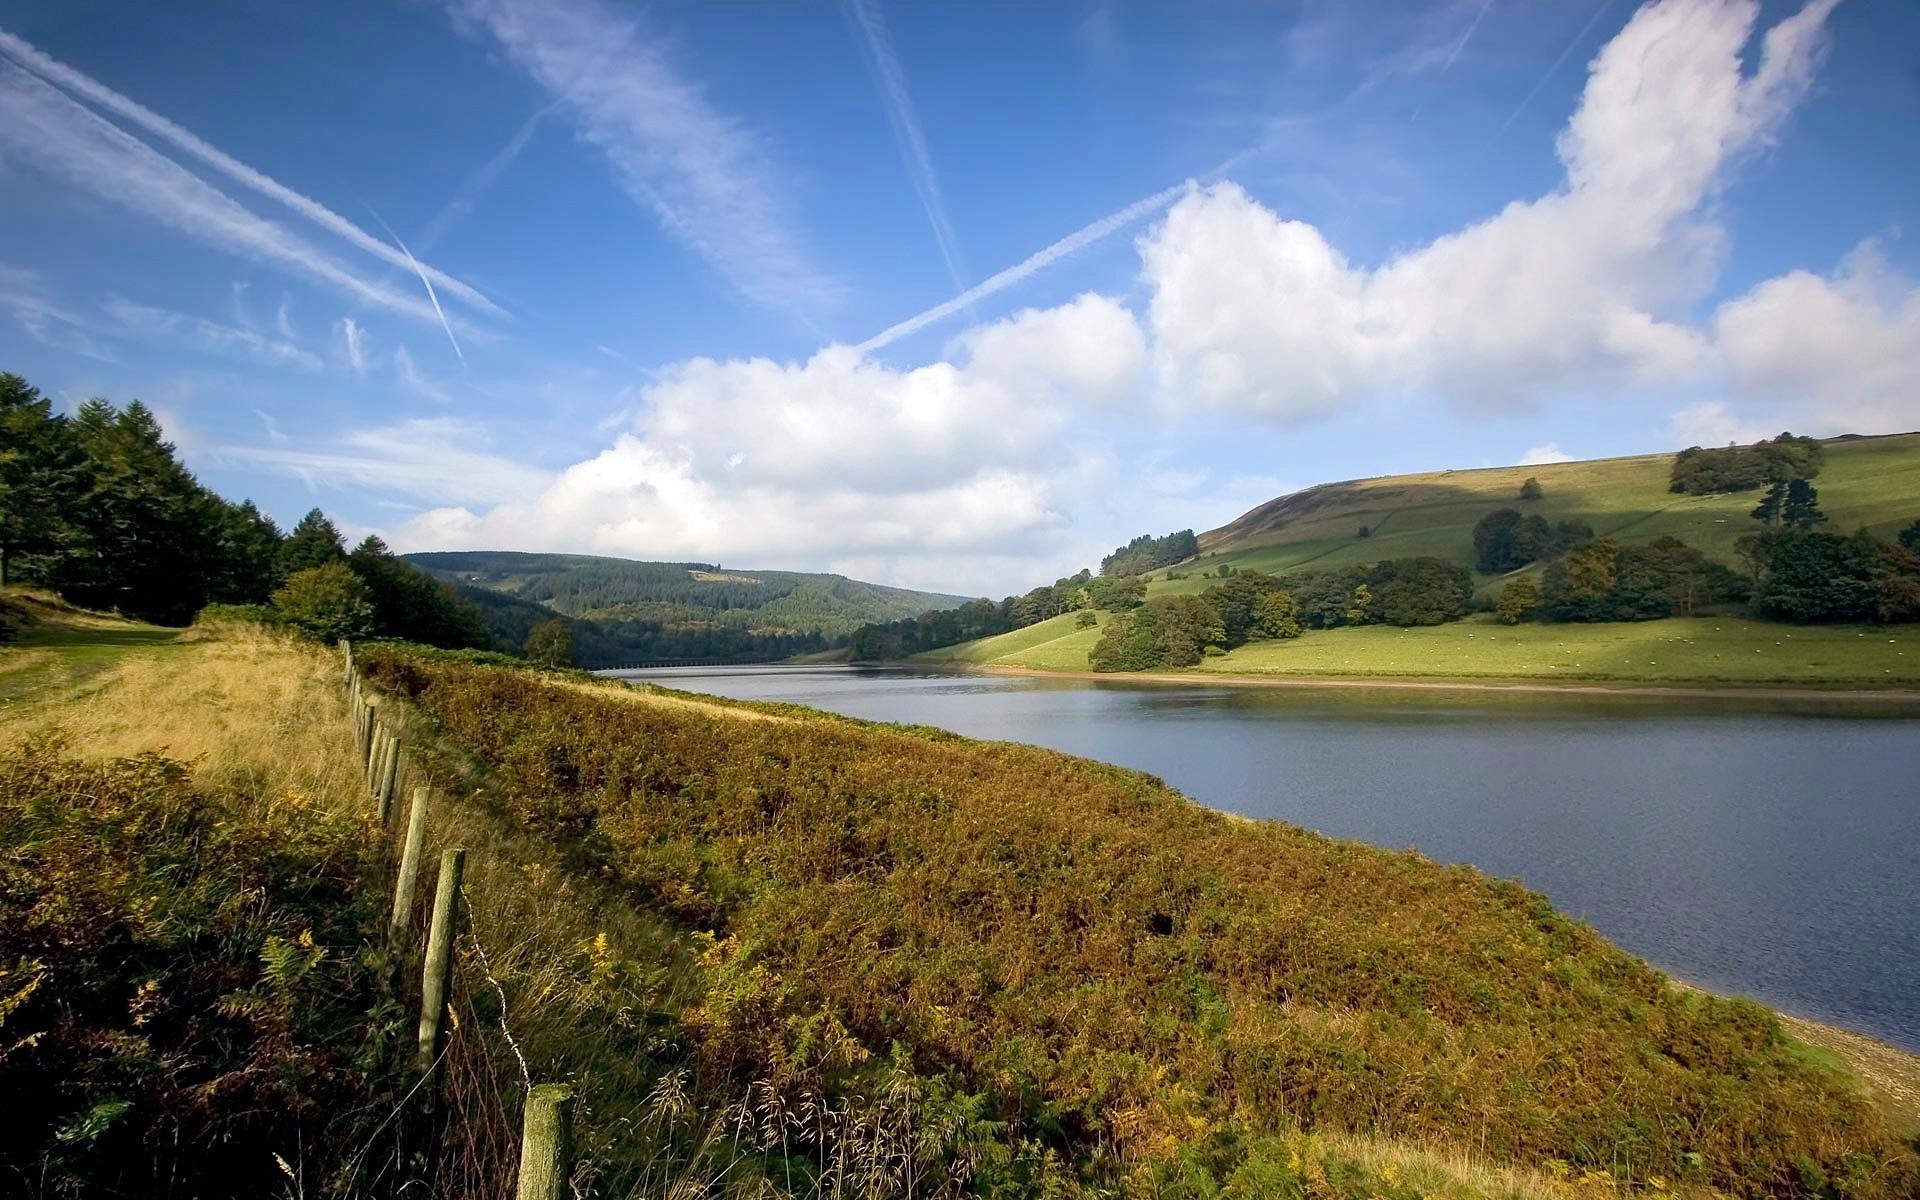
2 0 1916 595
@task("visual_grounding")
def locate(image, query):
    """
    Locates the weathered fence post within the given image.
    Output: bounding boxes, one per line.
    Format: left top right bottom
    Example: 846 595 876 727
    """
378 740 404 823
390 786 430 948
515 1083 574 1200
340 638 353 684
367 726 388 798
416 848 466 1078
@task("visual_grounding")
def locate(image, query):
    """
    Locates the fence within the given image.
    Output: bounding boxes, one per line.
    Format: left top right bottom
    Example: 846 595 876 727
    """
342 639 571 1196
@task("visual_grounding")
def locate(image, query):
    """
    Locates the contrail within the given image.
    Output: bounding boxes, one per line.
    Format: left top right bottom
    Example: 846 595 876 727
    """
366 206 465 363
855 180 1193 355
1498 0 1615 131
848 0 970 294
1440 0 1495 74
0 26 503 318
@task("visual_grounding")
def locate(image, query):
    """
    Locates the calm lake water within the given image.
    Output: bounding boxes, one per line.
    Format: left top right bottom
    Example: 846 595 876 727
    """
608 665 1920 1051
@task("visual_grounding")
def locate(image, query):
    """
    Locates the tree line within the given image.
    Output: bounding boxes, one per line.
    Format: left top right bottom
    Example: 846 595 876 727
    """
1099 529 1197 576
1669 431 1824 495
0 371 563 656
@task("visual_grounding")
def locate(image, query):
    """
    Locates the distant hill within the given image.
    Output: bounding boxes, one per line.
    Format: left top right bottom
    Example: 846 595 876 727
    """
406 550 971 666
1152 431 1920 593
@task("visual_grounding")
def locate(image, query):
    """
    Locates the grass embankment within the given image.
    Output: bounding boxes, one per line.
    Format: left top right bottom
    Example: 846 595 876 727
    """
920 611 1920 690
8 616 1918 1196
356 646 1918 1198
1159 432 1920 592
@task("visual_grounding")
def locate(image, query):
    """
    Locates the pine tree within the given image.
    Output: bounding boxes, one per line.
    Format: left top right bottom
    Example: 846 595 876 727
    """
281 509 347 574
0 373 82 586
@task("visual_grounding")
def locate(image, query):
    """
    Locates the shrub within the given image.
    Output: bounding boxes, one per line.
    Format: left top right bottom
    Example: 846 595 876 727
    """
271 562 373 642
1496 576 1538 624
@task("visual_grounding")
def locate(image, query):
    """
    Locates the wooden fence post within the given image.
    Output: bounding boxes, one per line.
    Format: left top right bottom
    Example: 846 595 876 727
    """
390 786 430 947
378 741 404 823
367 726 388 798
515 1083 574 1200
341 638 353 684
416 848 466 1078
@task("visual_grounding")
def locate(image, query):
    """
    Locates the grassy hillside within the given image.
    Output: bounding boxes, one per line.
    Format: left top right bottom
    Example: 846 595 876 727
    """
916 609 1113 669
1148 432 1920 595
931 611 1920 688
410 550 970 633
359 646 1917 1197
5 616 1917 1195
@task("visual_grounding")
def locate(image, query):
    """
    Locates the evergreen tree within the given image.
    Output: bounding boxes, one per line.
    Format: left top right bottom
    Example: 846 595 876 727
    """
346 536 490 649
53 400 217 622
1519 477 1543 500
1781 478 1826 530
0 373 82 586
280 509 346 575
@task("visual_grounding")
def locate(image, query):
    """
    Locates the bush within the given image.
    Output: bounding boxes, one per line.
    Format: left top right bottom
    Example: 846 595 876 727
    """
193 602 285 628
1496 576 1538 624
270 562 373 642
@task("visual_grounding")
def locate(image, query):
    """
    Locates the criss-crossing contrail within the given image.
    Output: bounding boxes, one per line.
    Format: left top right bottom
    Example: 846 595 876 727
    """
848 0 970 295
855 180 1193 355
0 25 503 318
366 207 465 363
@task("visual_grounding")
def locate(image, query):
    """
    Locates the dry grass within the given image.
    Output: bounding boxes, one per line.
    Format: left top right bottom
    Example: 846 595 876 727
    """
0 620 365 815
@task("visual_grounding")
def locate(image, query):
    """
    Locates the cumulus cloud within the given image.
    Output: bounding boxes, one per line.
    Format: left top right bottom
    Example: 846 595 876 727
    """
389 296 1149 583
1518 443 1575 465
1713 242 1920 434
1141 0 1835 420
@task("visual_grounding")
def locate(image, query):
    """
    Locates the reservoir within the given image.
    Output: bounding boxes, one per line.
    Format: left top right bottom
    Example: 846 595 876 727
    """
611 665 1920 1052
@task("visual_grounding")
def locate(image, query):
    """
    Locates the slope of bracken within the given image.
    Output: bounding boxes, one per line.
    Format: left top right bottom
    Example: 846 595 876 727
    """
361 645 1918 1199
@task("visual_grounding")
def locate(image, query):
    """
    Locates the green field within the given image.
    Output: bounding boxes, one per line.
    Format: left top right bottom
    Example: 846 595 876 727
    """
925 611 1920 688
1145 432 1920 597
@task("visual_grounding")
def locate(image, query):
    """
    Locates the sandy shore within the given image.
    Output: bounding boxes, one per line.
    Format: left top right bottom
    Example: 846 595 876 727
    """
961 662 1920 704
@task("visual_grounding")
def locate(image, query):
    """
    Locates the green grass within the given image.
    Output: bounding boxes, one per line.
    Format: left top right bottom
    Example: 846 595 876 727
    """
928 613 1920 688
1146 432 1920 596
0 591 182 705
913 610 1111 667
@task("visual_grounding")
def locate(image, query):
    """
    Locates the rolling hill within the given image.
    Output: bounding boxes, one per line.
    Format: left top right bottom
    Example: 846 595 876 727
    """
1149 431 1920 596
407 550 972 666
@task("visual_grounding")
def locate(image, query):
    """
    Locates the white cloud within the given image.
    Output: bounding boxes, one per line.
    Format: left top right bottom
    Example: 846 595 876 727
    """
1671 400 1770 447
389 294 1152 587
0 27 501 317
104 297 322 371
1518 442 1575 465
0 62 476 332
1140 0 1834 420
449 0 841 314
1713 242 1920 434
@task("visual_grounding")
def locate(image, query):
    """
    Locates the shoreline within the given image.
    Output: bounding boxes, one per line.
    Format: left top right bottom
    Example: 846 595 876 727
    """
940 662 1920 704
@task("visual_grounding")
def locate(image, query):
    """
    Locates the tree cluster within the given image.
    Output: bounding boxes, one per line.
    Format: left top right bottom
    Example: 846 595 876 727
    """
1090 571 1304 671
1472 509 1594 574
1537 535 1747 622
0 371 490 647
1098 529 1198 577
1668 432 1824 495
1277 557 1475 630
